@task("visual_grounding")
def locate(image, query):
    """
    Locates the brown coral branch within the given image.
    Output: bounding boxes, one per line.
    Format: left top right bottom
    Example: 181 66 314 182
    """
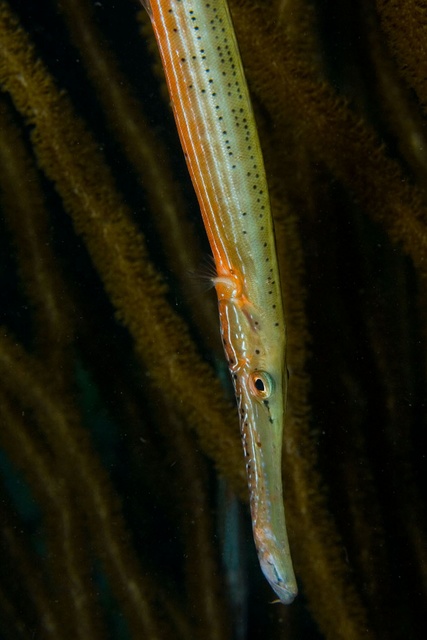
58 0 222 357
376 0 427 111
230 0 427 276
0 389 104 640
0 97 74 383
0 333 164 638
0 0 426 638
0 0 245 497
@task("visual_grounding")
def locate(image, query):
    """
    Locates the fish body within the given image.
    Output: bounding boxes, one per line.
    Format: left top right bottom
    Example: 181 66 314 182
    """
144 0 297 603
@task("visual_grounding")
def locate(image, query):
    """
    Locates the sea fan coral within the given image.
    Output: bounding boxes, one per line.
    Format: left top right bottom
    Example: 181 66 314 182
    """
0 1 426 638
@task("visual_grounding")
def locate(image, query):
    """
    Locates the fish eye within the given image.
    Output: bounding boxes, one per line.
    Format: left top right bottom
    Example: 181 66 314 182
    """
249 371 274 399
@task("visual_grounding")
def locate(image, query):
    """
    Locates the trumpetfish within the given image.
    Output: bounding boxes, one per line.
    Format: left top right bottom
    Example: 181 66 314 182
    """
142 0 297 603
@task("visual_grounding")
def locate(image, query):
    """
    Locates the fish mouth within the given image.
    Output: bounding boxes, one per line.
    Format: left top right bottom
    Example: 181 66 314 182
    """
239 384 297 604
259 548 298 604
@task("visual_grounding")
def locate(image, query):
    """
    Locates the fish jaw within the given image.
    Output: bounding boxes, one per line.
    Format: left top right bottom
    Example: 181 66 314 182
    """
219 294 297 603
237 373 298 604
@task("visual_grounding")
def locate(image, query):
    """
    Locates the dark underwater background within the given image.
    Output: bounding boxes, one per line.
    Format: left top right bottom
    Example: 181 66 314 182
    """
0 0 426 638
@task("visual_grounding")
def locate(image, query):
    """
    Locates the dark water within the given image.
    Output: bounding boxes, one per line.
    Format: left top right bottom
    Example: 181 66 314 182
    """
0 1 426 639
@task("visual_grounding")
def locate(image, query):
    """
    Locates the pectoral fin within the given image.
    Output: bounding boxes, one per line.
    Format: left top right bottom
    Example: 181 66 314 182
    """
139 0 152 19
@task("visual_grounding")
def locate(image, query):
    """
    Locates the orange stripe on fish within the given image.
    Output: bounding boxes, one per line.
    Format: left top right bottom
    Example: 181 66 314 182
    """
143 0 297 603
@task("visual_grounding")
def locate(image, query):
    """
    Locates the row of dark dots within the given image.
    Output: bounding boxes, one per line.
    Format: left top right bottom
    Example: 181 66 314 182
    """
213 11 280 327
240 403 252 477
170 3 280 326
239 400 255 482
177 4 266 216
211 15 271 259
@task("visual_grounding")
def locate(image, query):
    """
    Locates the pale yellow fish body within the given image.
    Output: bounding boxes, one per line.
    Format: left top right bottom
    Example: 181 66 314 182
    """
143 0 297 603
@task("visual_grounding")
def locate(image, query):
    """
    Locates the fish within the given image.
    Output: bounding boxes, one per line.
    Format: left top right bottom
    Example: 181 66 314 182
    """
142 0 297 603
